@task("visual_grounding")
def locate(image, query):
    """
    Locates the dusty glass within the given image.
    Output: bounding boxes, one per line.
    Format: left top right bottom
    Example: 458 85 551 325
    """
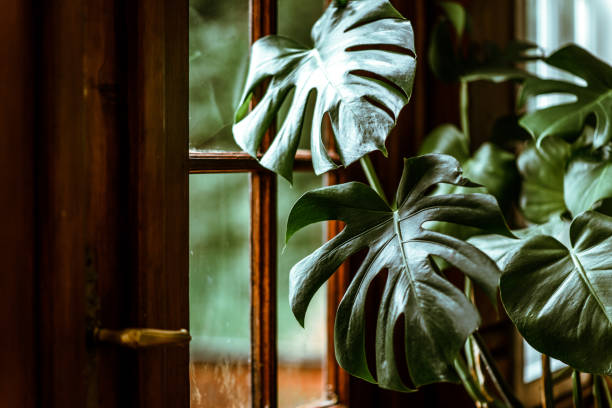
189 174 251 408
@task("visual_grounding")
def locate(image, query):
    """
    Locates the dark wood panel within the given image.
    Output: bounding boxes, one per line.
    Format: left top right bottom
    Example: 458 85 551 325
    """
0 1 36 407
37 0 89 406
82 0 130 406
125 0 189 406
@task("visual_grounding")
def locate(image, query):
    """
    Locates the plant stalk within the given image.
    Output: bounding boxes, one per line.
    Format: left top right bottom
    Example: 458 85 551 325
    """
360 155 390 207
473 333 524 408
459 79 470 141
572 370 583 408
454 356 505 408
603 376 612 408
464 278 476 373
541 355 555 408
594 375 605 408
594 375 612 408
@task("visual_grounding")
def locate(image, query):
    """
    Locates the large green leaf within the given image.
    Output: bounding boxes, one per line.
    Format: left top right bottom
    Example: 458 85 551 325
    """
500 211 612 375
519 45 612 148
518 137 571 224
565 147 612 217
417 124 470 163
419 125 517 205
286 154 511 391
469 217 571 270
233 0 416 181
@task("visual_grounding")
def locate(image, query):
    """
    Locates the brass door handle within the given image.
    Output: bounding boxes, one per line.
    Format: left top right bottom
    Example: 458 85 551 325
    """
93 327 191 348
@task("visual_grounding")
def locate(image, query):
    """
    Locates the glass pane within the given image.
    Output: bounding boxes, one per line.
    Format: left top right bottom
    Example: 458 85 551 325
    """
525 0 612 108
189 0 249 152
277 174 327 407
190 174 250 407
276 0 326 151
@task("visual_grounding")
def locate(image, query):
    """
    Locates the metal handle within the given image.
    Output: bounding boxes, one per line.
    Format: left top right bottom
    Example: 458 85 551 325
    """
93 327 191 348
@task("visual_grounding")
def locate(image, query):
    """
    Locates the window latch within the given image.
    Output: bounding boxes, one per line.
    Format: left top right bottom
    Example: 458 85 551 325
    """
93 327 191 348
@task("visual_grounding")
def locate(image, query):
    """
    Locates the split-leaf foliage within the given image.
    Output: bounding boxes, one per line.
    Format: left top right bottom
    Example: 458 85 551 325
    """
287 154 511 391
228 0 612 402
233 0 416 181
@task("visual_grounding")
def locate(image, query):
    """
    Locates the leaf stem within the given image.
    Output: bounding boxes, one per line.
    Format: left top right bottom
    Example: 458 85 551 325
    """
473 332 524 408
460 79 470 141
360 155 390 207
541 355 555 408
594 375 604 408
595 375 612 408
572 370 583 408
464 278 477 374
454 355 505 408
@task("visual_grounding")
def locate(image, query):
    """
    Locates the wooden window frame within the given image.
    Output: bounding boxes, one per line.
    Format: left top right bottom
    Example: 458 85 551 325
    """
188 1 350 407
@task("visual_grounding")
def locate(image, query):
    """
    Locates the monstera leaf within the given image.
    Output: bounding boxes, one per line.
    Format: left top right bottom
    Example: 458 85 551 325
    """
233 0 416 181
469 217 571 271
500 211 612 375
286 154 512 391
518 136 571 224
565 147 612 217
519 45 612 148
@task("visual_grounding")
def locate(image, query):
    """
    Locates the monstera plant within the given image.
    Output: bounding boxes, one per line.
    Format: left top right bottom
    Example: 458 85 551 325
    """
229 0 612 406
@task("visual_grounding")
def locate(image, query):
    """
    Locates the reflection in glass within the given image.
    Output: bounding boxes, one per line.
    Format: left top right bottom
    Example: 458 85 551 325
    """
190 174 250 407
189 0 249 151
278 173 327 407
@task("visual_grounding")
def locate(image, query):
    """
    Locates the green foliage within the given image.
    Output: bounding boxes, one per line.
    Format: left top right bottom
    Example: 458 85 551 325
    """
500 211 612 375
518 137 571 224
519 45 612 148
224 0 612 401
286 155 511 391
419 124 518 207
417 124 518 248
565 147 612 216
233 0 416 181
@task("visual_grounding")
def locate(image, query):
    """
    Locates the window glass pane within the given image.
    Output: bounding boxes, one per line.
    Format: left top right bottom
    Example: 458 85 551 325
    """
525 0 612 108
189 0 248 152
190 174 250 407
522 0 612 382
276 0 326 150
277 173 327 407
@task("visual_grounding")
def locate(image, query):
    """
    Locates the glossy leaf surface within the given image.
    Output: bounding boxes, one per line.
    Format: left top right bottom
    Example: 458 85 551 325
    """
417 124 469 163
469 217 571 271
233 0 416 181
519 45 612 148
565 148 612 217
287 154 511 391
518 137 571 223
419 125 517 206
500 211 612 375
